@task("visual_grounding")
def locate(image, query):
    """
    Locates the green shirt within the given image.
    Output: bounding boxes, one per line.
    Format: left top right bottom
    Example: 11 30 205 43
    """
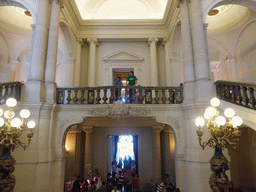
126 76 138 86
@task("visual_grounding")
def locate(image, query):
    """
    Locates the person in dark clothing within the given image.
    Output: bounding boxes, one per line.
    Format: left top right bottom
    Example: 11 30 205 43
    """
72 175 81 192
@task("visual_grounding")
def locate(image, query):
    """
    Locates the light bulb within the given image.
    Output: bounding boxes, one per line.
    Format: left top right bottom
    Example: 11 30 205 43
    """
0 108 3 116
215 116 226 126
231 116 243 127
20 109 31 118
10 118 22 127
4 110 15 119
224 108 235 118
210 98 220 107
0 118 4 127
27 120 36 128
195 117 205 127
204 112 211 120
6 98 17 108
205 106 217 117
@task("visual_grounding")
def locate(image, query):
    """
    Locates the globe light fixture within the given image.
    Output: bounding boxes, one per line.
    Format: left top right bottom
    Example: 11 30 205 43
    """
0 98 36 191
195 97 242 191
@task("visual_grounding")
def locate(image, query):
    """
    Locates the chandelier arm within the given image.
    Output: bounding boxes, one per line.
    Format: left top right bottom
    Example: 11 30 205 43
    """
15 139 32 150
221 138 239 149
199 137 216 149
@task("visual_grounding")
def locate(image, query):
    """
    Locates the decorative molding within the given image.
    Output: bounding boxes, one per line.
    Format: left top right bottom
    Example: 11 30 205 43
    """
210 61 221 72
102 51 144 62
239 42 256 60
109 100 129 119
129 108 151 117
167 116 180 129
89 108 110 117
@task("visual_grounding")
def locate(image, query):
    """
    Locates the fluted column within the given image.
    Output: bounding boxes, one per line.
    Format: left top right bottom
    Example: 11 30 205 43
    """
74 39 83 87
162 129 175 183
148 38 158 86
87 38 97 87
82 126 94 179
45 0 62 103
63 56 75 87
180 0 195 103
190 0 215 102
152 125 162 183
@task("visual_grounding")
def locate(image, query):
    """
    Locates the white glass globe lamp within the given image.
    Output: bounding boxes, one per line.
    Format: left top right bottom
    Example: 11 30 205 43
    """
231 116 243 127
215 116 226 126
20 109 31 119
210 98 220 107
224 108 235 118
0 117 4 127
195 117 205 127
10 118 22 128
204 112 211 120
27 120 36 129
6 98 17 108
205 106 217 117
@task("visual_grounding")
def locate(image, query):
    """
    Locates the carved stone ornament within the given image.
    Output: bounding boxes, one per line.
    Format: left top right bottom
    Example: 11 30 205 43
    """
89 108 110 117
129 108 150 117
109 100 129 119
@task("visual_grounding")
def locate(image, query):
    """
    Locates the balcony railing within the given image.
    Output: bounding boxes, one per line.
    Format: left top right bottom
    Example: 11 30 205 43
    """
215 80 256 110
56 86 183 105
0 81 23 105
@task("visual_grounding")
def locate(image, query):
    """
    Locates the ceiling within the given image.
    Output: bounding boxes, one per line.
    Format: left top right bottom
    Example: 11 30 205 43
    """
74 0 168 20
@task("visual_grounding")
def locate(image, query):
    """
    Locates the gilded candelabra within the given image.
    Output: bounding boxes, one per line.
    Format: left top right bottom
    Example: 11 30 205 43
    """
195 98 243 192
0 98 36 192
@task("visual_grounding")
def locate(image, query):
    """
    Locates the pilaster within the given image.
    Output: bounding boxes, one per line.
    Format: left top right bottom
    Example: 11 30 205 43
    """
74 39 84 87
152 125 162 183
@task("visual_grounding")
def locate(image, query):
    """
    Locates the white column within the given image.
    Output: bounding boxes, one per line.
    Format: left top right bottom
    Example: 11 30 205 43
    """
28 0 51 81
87 38 97 87
45 0 62 83
148 38 158 86
180 0 195 103
73 39 83 87
81 126 93 179
45 0 62 103
163 129 175 183
152 125 162 183
22 0 51 102
190 0 215 102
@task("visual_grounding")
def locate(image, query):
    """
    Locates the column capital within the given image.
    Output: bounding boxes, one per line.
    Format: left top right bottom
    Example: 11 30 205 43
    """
81 125 94 133
163 38 169 46
77 38 85 46
152 125 163 134
148 37 159 44
87 38 98 45
163 129 173 134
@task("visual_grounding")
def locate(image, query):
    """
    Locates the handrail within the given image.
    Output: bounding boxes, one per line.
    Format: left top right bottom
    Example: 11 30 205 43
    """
0 81 23 104
56 86 183 105
215 80 256 110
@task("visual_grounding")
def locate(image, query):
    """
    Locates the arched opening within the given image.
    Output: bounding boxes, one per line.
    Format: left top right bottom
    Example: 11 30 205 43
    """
205 1 256 83
228 127 256 191
0 4 34 83
63 117 176 191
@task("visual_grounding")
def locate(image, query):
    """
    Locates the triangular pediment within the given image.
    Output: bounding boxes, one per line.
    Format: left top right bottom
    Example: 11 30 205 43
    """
103 51 144 62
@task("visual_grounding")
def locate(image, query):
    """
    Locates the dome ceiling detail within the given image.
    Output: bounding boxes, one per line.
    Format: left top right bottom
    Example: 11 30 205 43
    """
74 0 168 20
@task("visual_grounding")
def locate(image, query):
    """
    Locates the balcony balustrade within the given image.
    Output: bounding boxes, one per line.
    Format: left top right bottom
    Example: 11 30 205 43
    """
215 80 256 110
0 81 23 104
56 86 183 105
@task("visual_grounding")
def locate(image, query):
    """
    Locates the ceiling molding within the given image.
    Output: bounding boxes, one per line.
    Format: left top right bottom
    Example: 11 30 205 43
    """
102 51 144 62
